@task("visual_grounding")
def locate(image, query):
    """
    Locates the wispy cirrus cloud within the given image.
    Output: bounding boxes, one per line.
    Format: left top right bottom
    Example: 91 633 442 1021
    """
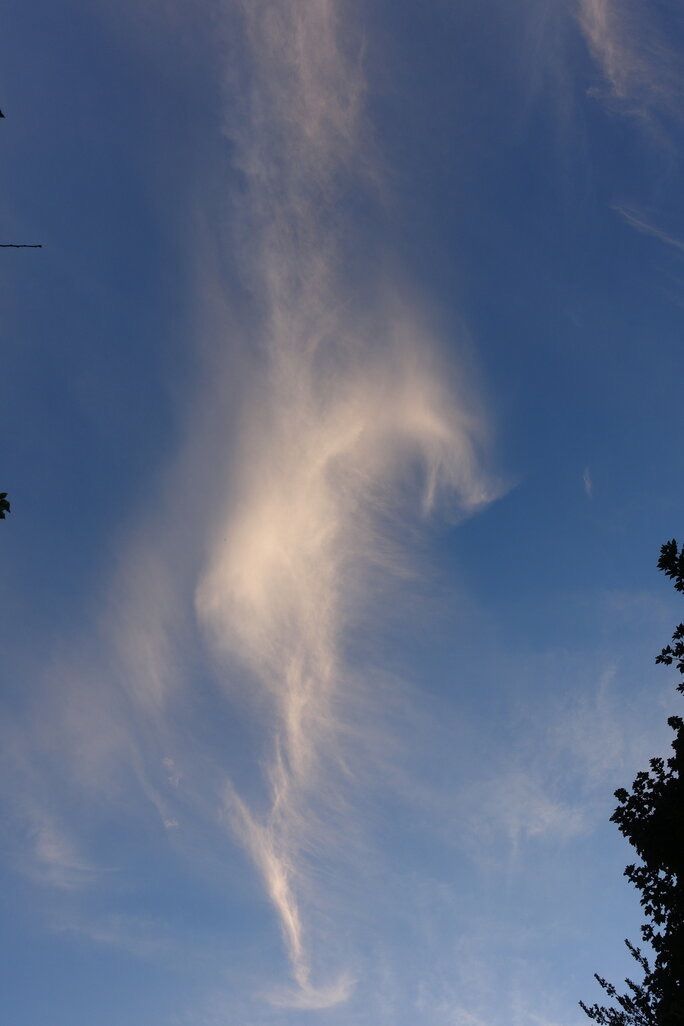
613 204 684 253
582 467 593 498
577 0 682 123
23 807 99 891
460 770 587 858
0 0 498 1011
191 0 498 1006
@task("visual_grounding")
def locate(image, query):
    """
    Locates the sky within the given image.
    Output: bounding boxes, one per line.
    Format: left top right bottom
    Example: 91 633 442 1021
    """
2 1 684 1024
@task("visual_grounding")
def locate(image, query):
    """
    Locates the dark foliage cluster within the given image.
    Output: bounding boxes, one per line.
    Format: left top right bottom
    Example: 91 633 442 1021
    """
0 492 9 519
656 541 684 685
580 541 684 1025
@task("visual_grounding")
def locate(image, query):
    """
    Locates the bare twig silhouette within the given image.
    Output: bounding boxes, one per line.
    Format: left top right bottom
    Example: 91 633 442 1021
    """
1 109 43 246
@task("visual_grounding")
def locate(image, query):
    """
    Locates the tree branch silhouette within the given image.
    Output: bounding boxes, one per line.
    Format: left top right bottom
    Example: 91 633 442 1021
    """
1 110 43 248
580 540 684 1025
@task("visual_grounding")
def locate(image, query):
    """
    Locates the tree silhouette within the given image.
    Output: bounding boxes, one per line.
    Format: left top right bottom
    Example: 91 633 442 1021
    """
0 493 9 519
580 540 684 1025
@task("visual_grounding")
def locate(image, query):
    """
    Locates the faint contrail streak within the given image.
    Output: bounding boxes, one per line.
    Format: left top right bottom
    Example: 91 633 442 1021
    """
195 0 496 1006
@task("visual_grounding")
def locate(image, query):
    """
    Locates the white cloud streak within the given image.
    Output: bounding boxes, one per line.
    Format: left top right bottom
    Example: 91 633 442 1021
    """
582 466 593 497
191 0 497 1006
0 718 101 891
462 770 587 858
577 0 681 123
613 205 684 253
25 808 99 891
1 1 498 1009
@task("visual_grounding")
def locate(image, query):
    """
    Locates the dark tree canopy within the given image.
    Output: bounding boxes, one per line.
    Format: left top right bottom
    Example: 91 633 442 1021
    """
580 540 684 1026
0 492 9 519
656 540 684 684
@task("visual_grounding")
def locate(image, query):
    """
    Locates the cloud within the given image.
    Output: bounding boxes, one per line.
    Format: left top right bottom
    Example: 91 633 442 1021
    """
582 466 593 497
25 809 99 891
3 0 499 1009
266 972 356 1011
577 0 681 123
442 649 676 871
58 912 178 963
413 932 590 1026
0 718 101 891
462 771 587 856
613 205 684 253
548 663 674 794
191 0 498 1004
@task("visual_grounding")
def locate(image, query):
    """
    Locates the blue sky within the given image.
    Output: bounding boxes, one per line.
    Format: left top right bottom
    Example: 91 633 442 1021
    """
2 1 684 1024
